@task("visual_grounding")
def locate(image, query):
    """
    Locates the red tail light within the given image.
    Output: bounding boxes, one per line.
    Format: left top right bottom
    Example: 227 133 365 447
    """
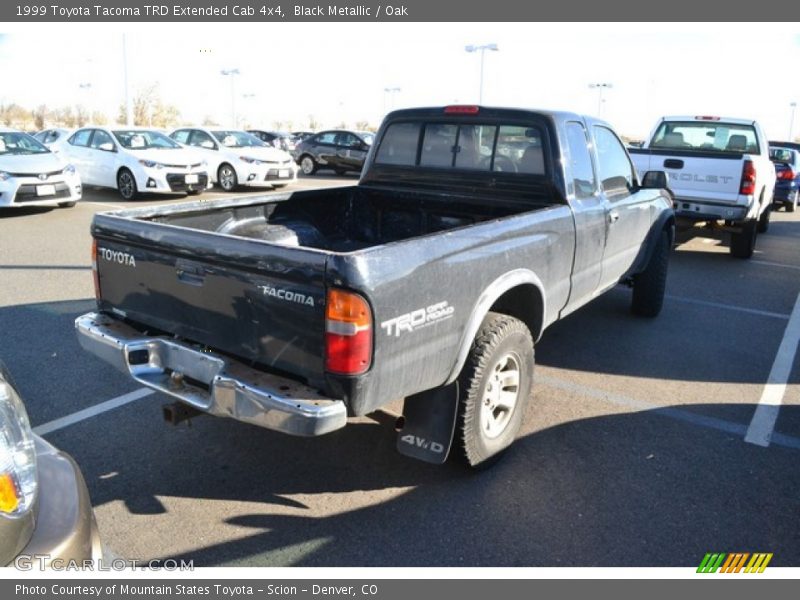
91 240 101 300
740 160 756 195
325 289 372 375
444 105 480 114
778 167 795 181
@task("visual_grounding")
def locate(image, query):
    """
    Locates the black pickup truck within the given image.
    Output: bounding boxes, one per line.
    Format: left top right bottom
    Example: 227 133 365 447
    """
77 106 674 468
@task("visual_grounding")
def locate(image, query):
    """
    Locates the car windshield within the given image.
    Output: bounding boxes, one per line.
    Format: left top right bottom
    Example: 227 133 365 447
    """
212 130 265 148
651 121 760 154
113 130 182 150
0 131 50 155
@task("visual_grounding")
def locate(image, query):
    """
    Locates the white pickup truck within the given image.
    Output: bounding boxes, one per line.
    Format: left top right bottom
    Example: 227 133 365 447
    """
630 116 774 258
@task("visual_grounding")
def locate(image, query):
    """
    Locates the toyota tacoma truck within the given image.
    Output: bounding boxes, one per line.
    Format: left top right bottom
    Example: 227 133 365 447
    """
76 106 674 468
630 115 774 258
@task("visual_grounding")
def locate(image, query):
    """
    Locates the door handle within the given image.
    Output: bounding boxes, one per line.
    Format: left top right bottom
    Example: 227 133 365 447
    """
608 211 620 224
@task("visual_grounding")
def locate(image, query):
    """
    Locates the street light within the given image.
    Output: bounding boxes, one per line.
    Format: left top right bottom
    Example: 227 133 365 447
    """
241 93 256 128
383 86 401 113
588 82 613 116
221 68 240 127
465 43 499 105
789 102 797 141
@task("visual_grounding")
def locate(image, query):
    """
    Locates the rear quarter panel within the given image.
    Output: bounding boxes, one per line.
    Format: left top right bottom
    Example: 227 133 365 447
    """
328 204 575 415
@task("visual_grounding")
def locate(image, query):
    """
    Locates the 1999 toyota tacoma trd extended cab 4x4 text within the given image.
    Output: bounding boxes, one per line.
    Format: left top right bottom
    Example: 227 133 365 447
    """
76 106 674 468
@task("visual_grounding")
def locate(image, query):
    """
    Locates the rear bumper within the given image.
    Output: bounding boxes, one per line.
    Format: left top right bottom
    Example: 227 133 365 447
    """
74 312 346 437
672 197 749 222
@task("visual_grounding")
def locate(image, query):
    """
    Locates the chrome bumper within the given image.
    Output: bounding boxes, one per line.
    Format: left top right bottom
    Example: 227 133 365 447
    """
75 312 347 437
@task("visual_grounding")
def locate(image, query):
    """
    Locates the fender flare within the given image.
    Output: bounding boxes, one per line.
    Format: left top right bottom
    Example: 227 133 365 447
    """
444 269 546 385
628 209 675 278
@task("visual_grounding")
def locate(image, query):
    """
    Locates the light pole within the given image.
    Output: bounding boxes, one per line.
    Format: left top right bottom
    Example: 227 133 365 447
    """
789 102 797 141
465 43 498 105
122 34 132 126
241 92 255 128
78 83 92 125
589 82 613 116
383 86 401 113
221 68 240 127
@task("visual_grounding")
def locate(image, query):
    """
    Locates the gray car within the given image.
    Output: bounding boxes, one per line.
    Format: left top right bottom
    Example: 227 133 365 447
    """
0 361 102 567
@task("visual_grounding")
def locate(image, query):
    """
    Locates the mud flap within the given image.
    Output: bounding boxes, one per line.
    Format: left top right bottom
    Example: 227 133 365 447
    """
396 383 459 464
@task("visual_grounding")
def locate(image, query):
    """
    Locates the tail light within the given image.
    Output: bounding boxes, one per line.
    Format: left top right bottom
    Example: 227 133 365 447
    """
325 289 372 375
778 167 795 181
91 239 101 300
740 160 756 195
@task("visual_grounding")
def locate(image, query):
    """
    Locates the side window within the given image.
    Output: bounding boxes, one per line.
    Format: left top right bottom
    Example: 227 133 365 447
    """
171 130 190 144
375 122 420 166
69 129 92 147
335 133 359 147
420 124 458 167
89 129 113 150
565 122 597 199
593 125 635 195
316 132 337 144
189 130 215 149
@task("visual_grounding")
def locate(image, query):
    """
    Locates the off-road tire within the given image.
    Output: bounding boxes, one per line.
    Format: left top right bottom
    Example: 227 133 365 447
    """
631 230 670 317
455 312 534 469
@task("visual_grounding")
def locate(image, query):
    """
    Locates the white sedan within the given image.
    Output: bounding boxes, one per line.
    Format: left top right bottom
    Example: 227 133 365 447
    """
59 127 210 200
0 128 82 209
169 127 297 191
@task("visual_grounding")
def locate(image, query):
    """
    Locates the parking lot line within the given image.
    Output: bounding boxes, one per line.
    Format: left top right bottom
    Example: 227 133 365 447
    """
33 387 154 436
744 291 800 448
751 260 800 272
539 374 800 452
664 294 791 320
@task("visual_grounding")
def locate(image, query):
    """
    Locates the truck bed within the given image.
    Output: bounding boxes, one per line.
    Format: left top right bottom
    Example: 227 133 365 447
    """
141 185 542 252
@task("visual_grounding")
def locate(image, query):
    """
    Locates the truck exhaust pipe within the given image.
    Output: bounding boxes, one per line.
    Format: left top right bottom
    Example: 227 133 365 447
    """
162 402 203 427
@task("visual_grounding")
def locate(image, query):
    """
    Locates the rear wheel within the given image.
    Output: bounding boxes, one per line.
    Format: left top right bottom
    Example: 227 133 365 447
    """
757 205 771 233
186 189 202 196
730 219 757 259
455 312 534 469
117 169 138 200
300 155 317 175
57 201 76 208
631 230 670 317
217 164 238 192
788 191 798 213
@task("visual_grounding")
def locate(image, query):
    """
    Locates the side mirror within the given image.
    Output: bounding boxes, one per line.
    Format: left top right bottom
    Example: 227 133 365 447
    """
641 170 668 189
200 140 216 150
98 142 116 152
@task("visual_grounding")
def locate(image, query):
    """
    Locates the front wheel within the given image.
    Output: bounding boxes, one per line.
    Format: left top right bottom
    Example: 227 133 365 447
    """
730 219 757 259
217 164 238 192
631 230 670 317
455 312 534 469
117 169 138 200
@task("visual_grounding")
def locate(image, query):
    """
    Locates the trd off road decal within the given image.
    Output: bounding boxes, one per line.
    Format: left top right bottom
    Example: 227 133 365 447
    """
381 301 454 337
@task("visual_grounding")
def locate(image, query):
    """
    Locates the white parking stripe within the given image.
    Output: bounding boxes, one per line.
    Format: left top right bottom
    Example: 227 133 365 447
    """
665 294 791 320
744 291 800 447
751 260 800 272
33 388 154 436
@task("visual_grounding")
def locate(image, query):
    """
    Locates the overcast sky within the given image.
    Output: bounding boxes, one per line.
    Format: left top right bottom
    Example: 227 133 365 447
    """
1 23 799 138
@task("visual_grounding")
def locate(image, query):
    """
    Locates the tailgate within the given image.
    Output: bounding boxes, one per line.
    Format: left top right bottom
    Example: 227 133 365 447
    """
632 149 745 203
92 213 327 384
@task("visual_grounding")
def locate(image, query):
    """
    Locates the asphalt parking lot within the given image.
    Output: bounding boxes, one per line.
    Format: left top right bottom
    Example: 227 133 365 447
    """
1 178 799 567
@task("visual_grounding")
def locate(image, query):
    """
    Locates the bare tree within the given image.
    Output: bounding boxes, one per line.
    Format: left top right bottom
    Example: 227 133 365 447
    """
355 120 371 131
272 121 285 131
201 115 219 126
308 114 320 131
75 105 90 127
33 105 51 130
117 83 181 128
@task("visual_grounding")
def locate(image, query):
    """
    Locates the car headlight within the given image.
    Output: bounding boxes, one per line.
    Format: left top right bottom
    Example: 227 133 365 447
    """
0 378 37 516
0 172 10 182
64 164 77 175
138 160 165 169
239 156 262 165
